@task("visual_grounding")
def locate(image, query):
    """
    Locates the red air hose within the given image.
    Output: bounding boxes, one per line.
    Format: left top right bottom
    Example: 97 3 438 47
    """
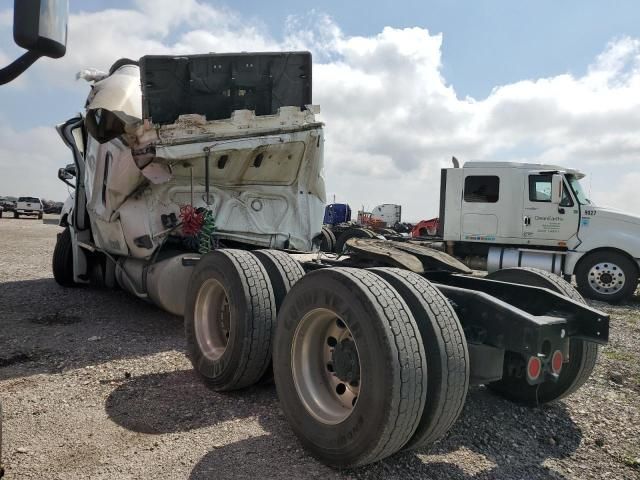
180 205 204 236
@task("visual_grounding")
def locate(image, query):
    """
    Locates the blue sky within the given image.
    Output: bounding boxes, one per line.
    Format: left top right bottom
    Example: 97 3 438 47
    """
68 0 640 98
1 0 640 217
3 0 640 124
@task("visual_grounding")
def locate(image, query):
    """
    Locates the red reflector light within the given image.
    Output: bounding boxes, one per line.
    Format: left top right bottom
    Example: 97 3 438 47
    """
527 356 542 380
551 350 564 374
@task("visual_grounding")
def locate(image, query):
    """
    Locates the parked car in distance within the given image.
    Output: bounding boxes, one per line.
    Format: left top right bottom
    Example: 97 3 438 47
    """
0 197 16 212
43 201 63 214
15 197 43 219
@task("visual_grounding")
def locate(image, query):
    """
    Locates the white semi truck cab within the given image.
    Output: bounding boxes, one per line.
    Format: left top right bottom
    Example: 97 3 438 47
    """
438 161 640 301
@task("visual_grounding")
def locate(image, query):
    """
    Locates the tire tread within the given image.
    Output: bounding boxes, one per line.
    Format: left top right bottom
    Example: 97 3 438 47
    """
334 268 426 465
370 268 469 449
52 227 75 287
223 250 276 388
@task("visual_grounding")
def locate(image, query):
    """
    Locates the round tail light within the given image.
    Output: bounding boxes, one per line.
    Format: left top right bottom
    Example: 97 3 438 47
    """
551 350 564 374
527 356 542 381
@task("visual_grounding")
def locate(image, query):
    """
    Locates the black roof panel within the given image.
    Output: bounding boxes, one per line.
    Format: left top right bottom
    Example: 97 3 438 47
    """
139 51 312 125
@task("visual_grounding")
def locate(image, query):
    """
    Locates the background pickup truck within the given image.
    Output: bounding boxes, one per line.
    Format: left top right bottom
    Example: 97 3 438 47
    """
14 197 43 220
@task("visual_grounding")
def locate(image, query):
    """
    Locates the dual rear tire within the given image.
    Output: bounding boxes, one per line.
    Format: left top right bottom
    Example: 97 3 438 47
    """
319 226 336 253
184 250 276 390
185 251 469 467
334 227 376 253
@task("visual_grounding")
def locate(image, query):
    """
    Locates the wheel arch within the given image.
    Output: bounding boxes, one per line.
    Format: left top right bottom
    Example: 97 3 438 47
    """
572 246 639 278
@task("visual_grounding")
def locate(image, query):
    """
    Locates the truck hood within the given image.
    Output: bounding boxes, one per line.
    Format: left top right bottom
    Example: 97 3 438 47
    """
591 205 640 227
576 204 640 259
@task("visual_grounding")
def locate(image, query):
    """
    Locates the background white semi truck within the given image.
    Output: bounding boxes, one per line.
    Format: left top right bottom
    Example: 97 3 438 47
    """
435 161 640 302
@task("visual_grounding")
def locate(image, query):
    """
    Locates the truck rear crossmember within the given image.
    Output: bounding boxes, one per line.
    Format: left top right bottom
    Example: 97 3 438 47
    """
431 278 608 384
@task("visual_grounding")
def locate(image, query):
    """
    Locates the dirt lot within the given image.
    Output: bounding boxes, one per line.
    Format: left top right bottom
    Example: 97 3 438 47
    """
0 217 638 479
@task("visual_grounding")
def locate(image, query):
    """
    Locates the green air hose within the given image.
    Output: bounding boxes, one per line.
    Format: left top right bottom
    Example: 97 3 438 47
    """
198 209 216 254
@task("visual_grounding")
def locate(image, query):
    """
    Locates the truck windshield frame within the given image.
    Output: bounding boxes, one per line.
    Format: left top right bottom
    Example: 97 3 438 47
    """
566 175 591 205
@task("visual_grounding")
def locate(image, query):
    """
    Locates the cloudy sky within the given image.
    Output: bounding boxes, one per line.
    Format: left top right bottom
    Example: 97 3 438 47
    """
1 0 639 220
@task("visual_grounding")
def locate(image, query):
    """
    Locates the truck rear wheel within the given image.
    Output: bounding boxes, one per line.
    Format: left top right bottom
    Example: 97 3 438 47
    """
253 250 305 308
185 250 276 391
320 227 336 252
52 227 76 287
335 227 375 253
253 249 306 384
485 267 598 405
369 268 469 450
575 250 638 302
273 268 427 467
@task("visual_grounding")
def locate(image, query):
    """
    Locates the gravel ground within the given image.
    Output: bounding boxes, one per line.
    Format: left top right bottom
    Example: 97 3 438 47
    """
0 216 638 479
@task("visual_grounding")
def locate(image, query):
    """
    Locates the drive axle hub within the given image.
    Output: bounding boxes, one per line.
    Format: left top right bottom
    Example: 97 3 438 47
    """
588 262 625 294
331 338 360 384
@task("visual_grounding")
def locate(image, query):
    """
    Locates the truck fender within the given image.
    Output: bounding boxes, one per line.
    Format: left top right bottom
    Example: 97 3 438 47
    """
567 247 639 276
563 251 585 275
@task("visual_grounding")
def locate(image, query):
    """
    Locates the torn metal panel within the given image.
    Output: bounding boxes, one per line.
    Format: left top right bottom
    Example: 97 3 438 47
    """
387 241 472 273
345 238 425 273
84 64 142 143
129 107 322 149
345 238 472 274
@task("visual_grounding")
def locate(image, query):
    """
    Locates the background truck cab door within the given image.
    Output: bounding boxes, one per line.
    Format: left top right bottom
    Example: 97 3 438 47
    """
522 172 579 244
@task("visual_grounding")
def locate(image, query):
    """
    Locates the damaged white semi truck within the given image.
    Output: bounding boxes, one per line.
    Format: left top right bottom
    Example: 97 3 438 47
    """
54 53 609 468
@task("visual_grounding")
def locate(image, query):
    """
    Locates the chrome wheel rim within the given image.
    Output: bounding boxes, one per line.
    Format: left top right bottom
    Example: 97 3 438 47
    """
291 308 361 425
194 278 231 361
588 262 625 295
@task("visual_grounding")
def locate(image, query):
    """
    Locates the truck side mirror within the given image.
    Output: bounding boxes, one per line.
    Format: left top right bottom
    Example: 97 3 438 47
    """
58 164 75 180
0 0 68 85
551 174 563 205
14 0 68 58
58 163 76 188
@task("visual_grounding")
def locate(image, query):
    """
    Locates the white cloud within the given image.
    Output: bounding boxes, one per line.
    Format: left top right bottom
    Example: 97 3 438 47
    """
1 3 640 219
0 9 11 27
0 121 70 201
594 172 640 214
298 26 640 218
24 1 276 88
